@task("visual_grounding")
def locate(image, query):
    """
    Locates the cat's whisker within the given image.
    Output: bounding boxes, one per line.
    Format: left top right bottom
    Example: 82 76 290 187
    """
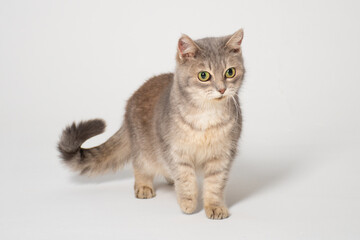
231 95 240 124
226 96 232 116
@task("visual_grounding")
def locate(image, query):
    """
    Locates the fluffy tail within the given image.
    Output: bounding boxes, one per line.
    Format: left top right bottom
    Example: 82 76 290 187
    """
57 119 131 175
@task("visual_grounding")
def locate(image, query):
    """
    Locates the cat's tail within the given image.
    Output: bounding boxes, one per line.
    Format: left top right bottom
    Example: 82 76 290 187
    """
57 119 132 175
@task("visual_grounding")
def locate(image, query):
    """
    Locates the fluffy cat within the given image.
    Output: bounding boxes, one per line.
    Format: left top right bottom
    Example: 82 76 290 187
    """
58 29 245 219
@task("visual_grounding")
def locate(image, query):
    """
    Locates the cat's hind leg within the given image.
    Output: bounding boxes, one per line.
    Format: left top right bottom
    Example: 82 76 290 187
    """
133 158 156 199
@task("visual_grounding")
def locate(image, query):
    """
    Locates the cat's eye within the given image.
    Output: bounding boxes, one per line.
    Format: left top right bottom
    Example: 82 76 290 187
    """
198 71 211 81
225 67 236 78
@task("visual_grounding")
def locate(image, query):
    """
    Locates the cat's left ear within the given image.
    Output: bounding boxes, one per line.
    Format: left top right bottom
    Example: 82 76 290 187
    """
225 29 244 53
177 34 200 60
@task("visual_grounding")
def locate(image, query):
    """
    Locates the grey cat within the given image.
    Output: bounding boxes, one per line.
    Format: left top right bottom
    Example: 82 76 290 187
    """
58 29 245 219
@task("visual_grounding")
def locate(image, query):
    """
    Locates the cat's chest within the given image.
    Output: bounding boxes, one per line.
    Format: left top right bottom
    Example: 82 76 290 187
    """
172 115 235 161
182 122 233 143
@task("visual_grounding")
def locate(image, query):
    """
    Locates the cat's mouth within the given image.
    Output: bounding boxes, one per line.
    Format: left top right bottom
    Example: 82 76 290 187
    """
214 96 225 101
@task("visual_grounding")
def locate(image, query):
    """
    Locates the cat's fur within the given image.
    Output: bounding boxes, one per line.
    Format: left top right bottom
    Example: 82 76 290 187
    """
58 29 245 219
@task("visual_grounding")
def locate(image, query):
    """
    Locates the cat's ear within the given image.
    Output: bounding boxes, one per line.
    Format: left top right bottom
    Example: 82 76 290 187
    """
225 29 244 53
177 34 200 60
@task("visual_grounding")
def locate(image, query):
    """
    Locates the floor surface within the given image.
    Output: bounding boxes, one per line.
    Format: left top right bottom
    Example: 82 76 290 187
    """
1 141 359 240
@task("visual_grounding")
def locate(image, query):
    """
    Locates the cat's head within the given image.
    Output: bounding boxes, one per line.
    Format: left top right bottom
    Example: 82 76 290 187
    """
175 29 245 104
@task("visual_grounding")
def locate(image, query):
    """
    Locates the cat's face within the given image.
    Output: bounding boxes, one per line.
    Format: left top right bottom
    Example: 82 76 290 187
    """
175 30 244 104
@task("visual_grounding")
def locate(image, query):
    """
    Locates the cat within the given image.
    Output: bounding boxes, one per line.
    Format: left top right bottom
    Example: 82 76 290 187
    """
58 29 245 220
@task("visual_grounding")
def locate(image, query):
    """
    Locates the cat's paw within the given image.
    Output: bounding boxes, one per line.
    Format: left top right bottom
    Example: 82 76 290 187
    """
179 198 197 214
135 186 155 199
204 205 229 220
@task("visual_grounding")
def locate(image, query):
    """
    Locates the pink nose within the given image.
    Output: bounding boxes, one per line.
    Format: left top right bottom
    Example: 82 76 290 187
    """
218 88 226 94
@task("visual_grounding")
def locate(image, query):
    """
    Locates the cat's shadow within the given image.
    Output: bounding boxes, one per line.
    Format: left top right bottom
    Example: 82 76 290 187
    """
70 158 297 210
70 168 134 184
226 158 297 207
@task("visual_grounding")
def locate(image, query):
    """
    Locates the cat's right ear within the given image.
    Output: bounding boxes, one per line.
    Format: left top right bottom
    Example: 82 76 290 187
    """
177 34 200 61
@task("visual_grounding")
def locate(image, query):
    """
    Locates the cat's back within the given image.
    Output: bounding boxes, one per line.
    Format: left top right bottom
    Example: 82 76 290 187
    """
125 73 173 128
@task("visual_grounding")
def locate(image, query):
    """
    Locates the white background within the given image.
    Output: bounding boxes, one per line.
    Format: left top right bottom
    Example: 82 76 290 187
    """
1 0 360 239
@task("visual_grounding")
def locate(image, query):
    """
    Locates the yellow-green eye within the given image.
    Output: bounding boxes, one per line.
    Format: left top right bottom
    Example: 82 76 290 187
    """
198 71 211 81
225 67 236 78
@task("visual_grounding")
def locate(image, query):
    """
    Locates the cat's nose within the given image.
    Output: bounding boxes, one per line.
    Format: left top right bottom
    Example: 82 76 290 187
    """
218 88 226 94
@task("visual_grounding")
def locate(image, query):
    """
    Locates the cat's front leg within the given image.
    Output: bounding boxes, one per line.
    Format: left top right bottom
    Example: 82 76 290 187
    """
202 158 231 220
172 154 198 214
